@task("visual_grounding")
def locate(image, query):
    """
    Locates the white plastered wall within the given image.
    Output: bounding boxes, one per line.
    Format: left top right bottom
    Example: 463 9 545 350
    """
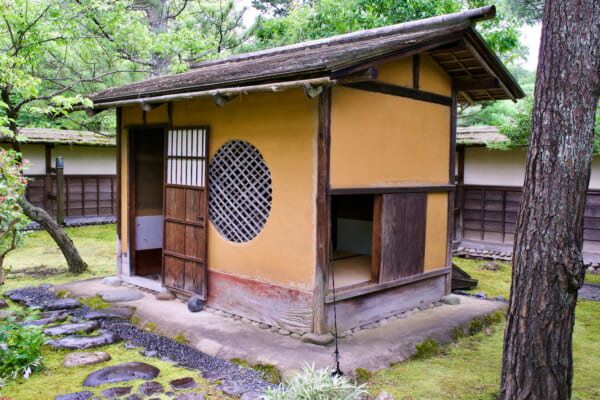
463 147 600 190
51 145 116 175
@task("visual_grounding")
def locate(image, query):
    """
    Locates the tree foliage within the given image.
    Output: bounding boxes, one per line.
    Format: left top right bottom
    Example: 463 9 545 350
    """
0 149 29 285
251 0 527 65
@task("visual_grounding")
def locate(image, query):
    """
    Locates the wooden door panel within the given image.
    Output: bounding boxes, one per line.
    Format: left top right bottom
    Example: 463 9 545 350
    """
380 193 427 282
163 128 208 299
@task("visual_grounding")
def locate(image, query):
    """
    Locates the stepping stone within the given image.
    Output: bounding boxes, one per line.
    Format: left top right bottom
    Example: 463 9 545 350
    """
174 393 205 400
100 386 132 398
54 391 94 400
440 294 461 305
199 370 227 383
215 380 247 396
138 381 164 396
124 395 143 400
300 332 335 346
0 299 8 309
170 377 198 390
241 391 266 400
47 330 121 349
156 292 175 301
140 348 158 358
84 307 134 320
102 276 122 287
23 310 69 326
63 351 111 367
98 289 144 302
43 298 81 311
44 320 100 336
83 362 160 387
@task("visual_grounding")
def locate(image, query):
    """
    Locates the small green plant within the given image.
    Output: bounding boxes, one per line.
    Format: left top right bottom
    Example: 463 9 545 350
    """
412 339 439 360
0 314 46 383
354 367 372 384
263 364 366 400
452 326 467 341
141 322 157 333
253 364 281 385
54 290 70 299
79 296 110 310
172 333 188 345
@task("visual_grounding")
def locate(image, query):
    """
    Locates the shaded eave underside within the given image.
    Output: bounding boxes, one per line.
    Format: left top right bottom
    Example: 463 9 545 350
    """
89 25 523 108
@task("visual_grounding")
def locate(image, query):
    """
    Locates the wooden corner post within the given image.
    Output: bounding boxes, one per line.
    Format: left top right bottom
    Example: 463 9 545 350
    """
314 88 332 334
446 90 458 294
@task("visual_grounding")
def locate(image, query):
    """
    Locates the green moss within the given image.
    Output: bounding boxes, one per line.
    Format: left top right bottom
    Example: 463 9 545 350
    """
412 339 439 360
253 364 281 385
354 367 372 385
141 322 157 333
130 316 141 325
172 333 188 345
54 290 70 299
452 326 467 341
229 358 248 367
79 295 111 310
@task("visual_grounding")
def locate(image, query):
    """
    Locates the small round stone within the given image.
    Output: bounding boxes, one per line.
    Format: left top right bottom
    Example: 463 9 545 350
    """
187 297 204 313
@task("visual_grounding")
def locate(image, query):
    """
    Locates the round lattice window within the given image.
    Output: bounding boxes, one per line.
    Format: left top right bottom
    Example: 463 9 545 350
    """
209 140 272 243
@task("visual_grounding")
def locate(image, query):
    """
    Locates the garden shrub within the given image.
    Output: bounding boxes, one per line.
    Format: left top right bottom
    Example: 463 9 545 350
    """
412 339 440 359
0 314 46 383
263 364 366 400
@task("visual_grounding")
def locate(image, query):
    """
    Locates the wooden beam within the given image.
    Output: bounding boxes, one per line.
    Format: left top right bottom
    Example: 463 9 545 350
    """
303 83 324 99
459 90 476 106
141 102 165 112
343 81 452 106
334 67 379 85
329 185 455 196
116 107 122 275
413 54 420 90
447 90 458 293
314 88 332 335
212 93 238 107
325 266 451 303
452 77 498 91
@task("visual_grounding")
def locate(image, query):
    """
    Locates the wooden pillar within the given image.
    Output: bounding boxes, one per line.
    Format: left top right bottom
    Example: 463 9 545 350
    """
445 90 457 293
44 144 52 213
55 156 64 225
313 88 332 334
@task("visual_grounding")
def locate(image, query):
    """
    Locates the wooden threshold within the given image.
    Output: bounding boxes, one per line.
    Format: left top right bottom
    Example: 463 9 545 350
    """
325 266 451 303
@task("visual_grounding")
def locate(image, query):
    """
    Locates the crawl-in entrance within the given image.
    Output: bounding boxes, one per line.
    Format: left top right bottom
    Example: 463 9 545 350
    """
129 128 164 280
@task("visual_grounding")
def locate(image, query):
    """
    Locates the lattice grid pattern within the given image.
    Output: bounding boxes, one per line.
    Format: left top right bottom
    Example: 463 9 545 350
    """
209 140 272 243
167 128 207 186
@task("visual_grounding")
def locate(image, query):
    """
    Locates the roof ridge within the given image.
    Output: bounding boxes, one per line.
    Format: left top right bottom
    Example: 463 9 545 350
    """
191 6 496 69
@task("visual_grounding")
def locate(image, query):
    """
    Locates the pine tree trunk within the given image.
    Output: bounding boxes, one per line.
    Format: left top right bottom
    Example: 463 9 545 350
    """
499 1 600 399
19 198 88 274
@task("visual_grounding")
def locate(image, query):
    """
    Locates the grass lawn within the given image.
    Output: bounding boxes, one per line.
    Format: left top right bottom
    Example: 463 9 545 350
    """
2 224 116 292
367 258 600 400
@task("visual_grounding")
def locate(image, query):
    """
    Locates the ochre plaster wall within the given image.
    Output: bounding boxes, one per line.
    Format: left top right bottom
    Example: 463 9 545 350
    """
330 57 451 188
424 192 448 271
120 90 318 291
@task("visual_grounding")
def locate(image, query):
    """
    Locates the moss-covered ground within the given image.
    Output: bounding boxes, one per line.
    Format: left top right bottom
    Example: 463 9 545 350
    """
366 258 600 400
2 226 600 399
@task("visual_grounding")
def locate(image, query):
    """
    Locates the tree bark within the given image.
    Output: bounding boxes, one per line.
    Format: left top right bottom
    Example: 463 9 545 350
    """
499 1 600 399
19 198 88 274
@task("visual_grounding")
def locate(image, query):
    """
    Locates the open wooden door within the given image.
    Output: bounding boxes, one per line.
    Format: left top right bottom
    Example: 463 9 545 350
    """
162 127 209 299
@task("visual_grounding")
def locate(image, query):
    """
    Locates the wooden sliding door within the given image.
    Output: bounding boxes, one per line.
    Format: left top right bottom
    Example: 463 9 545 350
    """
379 193 427 282
162 127 209 299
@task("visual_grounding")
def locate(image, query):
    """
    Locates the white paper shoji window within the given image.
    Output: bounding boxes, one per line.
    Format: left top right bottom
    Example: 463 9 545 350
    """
208 140 272 243
166 128 207 187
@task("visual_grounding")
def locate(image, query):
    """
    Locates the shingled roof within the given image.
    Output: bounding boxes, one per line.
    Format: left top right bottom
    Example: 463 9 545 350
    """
0 128 115 146
88 5 524 108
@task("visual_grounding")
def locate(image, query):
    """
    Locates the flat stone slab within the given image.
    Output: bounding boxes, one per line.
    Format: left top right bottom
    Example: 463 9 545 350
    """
156 292 175 301
54 391 94 400
199 370 227 383
44 320 100 336
300 333 334 346
83 362 160 387
215 380 248 396
440 294 461 305
102 276 122 287
42 298 81 311
101 386 132 398
138 381 164 396
47 330 121 349
63 351 111 367
174 393 206 400
23 310 69 326
0 299 8 309
170 377 198 390
99 289 144 302
84 307 134 320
